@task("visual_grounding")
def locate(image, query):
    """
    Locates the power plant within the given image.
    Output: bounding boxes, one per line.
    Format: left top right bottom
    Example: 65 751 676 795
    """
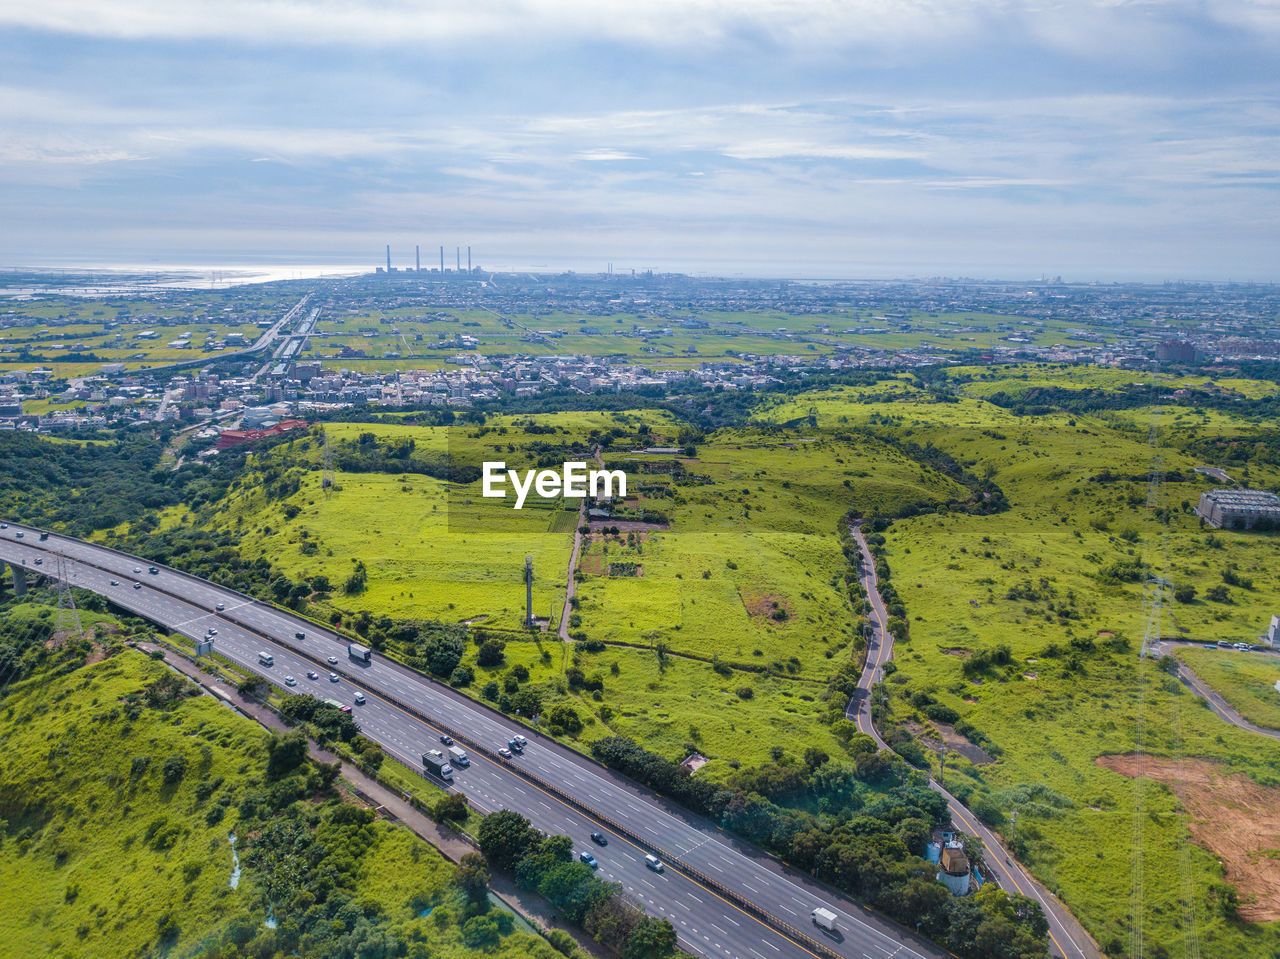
377 243 479 276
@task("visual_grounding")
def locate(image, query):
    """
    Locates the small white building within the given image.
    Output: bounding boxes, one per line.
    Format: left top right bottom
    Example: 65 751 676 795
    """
1268 615 1279 647
936 840 972 896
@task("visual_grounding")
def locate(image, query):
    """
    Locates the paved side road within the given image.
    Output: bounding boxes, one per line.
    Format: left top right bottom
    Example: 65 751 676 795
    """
844 522 1102 959
1149 641 1280 741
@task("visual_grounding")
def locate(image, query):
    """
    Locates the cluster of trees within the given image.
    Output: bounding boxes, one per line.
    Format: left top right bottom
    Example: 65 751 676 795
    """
278 693 360 746
479 661 544 718
590 735 1048 959
0 432 181 534
193 744 453 958
477 810 678 959
329 432 483 484
0 597 90 688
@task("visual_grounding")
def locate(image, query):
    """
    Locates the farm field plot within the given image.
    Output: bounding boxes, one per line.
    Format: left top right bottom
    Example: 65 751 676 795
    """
0 292 297 372
574 426 968 676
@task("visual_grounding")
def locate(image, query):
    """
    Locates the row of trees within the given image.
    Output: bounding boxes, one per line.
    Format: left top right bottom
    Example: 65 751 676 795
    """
477 810 678 959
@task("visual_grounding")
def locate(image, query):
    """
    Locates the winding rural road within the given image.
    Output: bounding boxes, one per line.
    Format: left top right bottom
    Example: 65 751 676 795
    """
1 520 947 959
844 522 1102 959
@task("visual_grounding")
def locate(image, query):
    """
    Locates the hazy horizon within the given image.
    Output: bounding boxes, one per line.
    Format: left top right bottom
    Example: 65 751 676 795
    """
3 1 1279 281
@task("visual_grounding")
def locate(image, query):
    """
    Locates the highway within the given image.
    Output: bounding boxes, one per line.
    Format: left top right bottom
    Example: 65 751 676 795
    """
844 523 1101 959
0 522 943 959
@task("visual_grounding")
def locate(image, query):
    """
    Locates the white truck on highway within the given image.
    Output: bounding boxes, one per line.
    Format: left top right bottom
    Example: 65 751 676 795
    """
447 745 469 767
348 642 372 663
811 907 838 933
421 749 454 782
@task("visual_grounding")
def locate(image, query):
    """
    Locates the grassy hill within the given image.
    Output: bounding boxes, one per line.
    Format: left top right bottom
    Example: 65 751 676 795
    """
0 631 573 959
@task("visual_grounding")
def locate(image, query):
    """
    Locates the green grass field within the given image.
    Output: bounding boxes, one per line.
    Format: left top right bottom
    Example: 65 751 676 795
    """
0 645 569 959
823 370 1280 956
574 426 966 676
1176 647 1280 730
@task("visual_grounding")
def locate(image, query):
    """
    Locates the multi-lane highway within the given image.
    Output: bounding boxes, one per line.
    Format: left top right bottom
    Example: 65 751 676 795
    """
0 522 942 959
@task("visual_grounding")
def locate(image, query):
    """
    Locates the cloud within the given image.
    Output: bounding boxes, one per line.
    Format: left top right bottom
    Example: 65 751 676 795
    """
3 0 1278 52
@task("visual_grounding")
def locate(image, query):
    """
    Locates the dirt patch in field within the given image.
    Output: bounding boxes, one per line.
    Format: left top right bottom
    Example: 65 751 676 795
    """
1097 630 1115 638
1097 754 1280 921
905 720 995 766
741 592 792 623
942 647 971 657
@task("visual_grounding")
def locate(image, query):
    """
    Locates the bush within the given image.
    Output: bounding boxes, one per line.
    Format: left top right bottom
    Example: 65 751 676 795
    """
160 753 187 785
924 703 960 724
970 794 1006 825
547 704 583 735
736 686 754 700
476 639 506 668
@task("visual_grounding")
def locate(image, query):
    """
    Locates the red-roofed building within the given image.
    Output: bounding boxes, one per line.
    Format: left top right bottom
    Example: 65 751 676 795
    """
216 418 308 449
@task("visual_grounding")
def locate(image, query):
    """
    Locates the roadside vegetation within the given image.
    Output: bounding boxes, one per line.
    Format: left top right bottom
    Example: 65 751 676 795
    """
0 597 639 959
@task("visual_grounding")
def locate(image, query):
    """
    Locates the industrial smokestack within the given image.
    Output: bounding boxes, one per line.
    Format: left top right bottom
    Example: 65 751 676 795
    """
456 246 460 271
440 245 444 272
386 245 391 272
416 245 420 271
467 246 471 272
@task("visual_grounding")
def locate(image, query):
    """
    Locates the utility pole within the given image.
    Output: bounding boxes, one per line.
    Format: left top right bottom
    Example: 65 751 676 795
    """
524 556 534 628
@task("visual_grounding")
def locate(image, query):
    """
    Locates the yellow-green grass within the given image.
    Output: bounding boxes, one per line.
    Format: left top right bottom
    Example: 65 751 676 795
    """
858 389 1280 955
210 413 692 628
448 630 849 767
573 427 966 676
1176 648 1280 730
0 649 564 959
0 651 266 958
223 470 573 630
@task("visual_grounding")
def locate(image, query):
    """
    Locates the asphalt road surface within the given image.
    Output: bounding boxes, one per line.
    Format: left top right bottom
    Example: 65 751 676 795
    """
1149 640 1280 741
843 522 1101 959
0 521 945 959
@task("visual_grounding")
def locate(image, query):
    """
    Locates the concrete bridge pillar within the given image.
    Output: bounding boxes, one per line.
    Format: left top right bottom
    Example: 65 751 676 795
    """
11 562 26 597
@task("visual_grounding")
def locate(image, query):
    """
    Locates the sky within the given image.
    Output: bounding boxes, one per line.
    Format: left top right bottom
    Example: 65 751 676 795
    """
2 0 1279 280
